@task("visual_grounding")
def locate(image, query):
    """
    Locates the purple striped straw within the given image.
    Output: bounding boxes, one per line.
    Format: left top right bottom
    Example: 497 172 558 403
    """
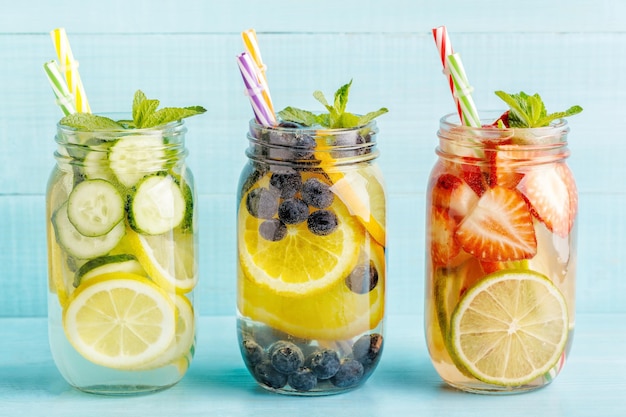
237 52 276 126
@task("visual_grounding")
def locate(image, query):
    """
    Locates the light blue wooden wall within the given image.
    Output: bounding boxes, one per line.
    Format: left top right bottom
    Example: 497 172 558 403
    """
1 0 624 317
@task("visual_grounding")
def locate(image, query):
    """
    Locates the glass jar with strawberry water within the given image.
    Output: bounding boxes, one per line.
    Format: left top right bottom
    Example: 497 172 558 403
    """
237 120 386 395
425 111 577 394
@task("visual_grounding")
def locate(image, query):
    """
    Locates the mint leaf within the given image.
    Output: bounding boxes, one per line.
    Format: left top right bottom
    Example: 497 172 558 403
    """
495 90 582 127
132 90 160 128
358 108 389 126
277 107 319 126
334 80 352 116
278 80 387 129
60 113 124 130
140 106 207 129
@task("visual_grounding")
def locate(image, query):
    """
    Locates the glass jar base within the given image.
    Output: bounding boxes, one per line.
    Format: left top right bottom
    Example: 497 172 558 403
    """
443 379 553 395
72 382 179 396
256 381 365 397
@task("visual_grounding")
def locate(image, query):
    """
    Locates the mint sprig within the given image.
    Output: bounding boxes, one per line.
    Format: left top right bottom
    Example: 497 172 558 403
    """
495 91 582 128
60 90 206 130
278 80 388 129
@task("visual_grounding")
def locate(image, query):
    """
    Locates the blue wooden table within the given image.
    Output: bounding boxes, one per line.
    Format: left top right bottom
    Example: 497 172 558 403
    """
2 1 626 415
2 314 625 416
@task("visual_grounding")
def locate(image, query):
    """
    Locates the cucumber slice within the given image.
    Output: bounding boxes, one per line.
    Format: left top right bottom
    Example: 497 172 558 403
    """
128 174 187 235
67 179 125 237
73 254 146 287
109 134 166 188
83 148 116 182
52 202 126 259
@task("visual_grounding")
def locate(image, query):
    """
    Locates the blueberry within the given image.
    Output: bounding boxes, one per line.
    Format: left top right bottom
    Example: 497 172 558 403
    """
293 134 316 160
254 360 288 389
269 341 304 375
306 349 340 380
307 210 338 236
287 368 318 392
301 178 334 209
278 198 309 225
345 261 379 294
246 187 279 219
279 121 304 128
270 170 302 198
259 219 288 242
352 333 384 367
241 338 265 367
330 359 364 388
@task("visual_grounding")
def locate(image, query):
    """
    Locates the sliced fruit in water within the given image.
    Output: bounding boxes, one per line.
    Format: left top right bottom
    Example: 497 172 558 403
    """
63 272 177 370
127 227 197 294
239 178 364 298
455 186 537 262
449 269 569 386
239 238 385 340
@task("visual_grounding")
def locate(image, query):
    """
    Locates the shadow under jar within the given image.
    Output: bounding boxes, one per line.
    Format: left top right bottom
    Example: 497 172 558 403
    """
46 118 198 395
424 112 577 394
237 120 387 395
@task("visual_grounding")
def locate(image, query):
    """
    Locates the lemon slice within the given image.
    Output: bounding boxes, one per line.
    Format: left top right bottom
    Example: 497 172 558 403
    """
316 143 386 247
127 227 197 293
63 272 176 370
238 181 364 298
139 293 195 371
239 238 385 340
449 270 569 386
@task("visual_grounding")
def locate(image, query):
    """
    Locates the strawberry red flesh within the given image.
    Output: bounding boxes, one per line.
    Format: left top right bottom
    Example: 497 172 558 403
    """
518 162 577 238
430 206 461 266
455 186 537 262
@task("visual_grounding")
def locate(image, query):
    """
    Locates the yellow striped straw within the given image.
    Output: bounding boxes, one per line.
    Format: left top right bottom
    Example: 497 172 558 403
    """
241 29 275 115
50 28 91 113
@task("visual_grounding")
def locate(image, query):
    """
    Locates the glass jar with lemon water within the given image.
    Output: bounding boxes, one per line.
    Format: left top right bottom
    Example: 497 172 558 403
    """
47 120 197 394
237 121 386 395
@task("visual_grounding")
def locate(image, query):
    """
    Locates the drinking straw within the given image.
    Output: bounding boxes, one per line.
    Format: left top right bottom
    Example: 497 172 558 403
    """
237 52 277 126
432 26 462 120
50 28 91 113
241 29 276 115
446 52 481 127
43 60 76 116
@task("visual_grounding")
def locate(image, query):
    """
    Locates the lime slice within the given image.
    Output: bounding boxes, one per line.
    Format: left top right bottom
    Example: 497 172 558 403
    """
449 270 568 386
127 227 197 293
63 272 176 370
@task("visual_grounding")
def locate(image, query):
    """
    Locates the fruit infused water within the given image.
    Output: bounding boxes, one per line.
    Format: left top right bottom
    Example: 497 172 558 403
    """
425 95 581 393
47 91 204 394
237 81 388 395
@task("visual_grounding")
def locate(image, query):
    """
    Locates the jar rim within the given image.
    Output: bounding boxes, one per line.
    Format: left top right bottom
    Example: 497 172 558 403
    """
56 112 185 134
440 111 568 133
249 118 377 134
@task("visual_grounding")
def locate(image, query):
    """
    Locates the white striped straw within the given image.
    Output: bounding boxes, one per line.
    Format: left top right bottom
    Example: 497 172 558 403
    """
432 26 462 121
237 52 277 126
446 53 481 128
241 29 275 115
50 28 91 113
43 60 76 115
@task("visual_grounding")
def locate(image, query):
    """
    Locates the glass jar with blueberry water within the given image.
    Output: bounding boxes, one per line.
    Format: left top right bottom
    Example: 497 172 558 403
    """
237 120 387 395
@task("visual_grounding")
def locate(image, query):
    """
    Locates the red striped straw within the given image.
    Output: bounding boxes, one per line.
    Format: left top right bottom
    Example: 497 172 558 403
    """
237 52 277 127
432 26 463 122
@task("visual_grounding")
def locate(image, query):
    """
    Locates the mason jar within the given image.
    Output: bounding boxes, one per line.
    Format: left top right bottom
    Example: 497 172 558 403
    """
237 120 386 395
424 112 577 394
46 118 197 394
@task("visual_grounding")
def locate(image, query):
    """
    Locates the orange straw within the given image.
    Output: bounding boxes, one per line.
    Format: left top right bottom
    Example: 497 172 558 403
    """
241 29 275 116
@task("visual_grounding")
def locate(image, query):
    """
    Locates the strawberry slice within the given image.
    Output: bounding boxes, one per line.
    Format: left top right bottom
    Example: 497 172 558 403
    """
455 186 537 261
518 162 577 238
430 206 461 266
431 173 479 221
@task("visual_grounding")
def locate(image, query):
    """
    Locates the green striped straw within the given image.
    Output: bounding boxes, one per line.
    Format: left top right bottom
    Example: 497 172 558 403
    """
446 52 481 127
43 60 76 116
